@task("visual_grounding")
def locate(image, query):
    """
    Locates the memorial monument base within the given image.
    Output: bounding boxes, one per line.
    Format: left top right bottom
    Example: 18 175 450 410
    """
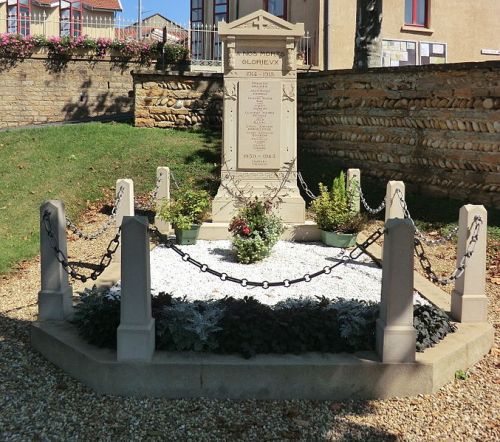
211 186 305 224
198 220 320 241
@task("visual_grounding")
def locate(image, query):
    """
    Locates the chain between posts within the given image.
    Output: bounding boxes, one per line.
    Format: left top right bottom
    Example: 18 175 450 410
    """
395 188 459 246
298 172 386 215
43 210 121 282
134 174 163 212
170 170 181 190
297 171 318 200
150 226 385 289
394 188 481 285
414 215 482 285
353 181 386 214
65 185 124 241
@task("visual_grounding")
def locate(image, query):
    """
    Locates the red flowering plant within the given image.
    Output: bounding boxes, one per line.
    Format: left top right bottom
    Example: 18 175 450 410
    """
109 39 163 62
0 33 40 58
228 198 283 264
0 33 167 63
95 37 111 57
228 218 252 237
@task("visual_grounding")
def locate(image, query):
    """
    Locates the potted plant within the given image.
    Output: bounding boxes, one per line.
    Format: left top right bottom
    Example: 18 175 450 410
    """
310 171 365 247
228 198 284 264
158 188 210 245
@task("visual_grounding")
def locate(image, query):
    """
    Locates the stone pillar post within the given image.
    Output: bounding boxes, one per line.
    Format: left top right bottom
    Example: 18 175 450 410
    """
385 181 405 222
38 200 73 320
451 205 489 322
347 168 361 213
115 179 135 228
117 216 155 362
154 167 171 234
376 218 416 363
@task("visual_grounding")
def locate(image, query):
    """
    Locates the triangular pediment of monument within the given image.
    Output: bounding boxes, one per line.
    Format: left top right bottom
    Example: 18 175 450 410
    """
218 9 304 37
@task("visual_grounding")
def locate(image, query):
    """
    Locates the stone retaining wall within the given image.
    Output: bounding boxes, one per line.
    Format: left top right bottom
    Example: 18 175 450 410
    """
297 61 500 208
0 56 144 129
132 71 223 129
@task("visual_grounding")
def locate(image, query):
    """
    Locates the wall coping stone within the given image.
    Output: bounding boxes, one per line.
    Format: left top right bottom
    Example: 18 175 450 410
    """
132 69 223 79
298 60 500 78
21 52 153 64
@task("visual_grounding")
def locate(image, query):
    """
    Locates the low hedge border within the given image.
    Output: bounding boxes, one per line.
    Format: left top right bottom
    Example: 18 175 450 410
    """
72 288 457 358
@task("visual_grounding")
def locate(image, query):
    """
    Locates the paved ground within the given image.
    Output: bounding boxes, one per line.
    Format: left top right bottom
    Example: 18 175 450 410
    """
0 210 498 441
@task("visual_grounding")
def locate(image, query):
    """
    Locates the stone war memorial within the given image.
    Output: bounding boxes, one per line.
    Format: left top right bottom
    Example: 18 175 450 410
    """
211 10 306 224
29 10 494 403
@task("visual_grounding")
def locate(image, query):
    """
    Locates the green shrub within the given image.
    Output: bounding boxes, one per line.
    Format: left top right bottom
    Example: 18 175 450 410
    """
454 369 468 380
413 303 457 351
310 171 365 233
228 199 284 263
158 188 210 230
215 297 347 358
72 287 120 349
163 44 189 65
322 297 380 350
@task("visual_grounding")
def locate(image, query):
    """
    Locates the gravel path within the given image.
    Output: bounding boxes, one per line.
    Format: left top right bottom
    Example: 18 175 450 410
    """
0 213 498 441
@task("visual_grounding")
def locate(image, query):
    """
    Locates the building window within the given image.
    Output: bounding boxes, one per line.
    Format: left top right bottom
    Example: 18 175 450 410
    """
405 0 428 27
191 0 203 23
190 0 204 59
7 0 31 36
212 0 228 60
60 1 83 37
264 0 287 20
213 0 228 24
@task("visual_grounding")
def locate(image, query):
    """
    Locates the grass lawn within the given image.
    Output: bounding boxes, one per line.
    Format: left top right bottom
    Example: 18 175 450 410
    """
0 122 221 275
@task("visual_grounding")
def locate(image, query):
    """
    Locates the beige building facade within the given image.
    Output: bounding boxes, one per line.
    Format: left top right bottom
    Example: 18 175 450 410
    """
0 0 121 38
192 0 500 70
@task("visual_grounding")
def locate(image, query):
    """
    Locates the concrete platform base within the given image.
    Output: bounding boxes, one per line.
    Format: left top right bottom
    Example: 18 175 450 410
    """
199 220 321 241
31 320 493 399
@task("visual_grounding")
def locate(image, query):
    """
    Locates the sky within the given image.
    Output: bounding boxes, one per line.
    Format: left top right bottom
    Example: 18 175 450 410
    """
118 0 190 25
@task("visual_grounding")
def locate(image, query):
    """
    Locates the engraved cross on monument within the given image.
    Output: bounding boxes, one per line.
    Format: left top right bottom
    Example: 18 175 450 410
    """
211 10 306 223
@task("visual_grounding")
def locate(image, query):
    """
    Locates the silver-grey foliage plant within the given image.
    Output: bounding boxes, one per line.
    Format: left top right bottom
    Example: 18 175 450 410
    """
158 298 225 351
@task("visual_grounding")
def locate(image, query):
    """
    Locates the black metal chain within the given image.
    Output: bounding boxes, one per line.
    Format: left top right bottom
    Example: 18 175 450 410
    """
297 171 318 200
353 181 386 214
170 170 181 190
43 210 121 282
151 226 385 289
395 188 458 246
298 171 385 215
135 173 163 212
414 215 482 285
65 185 124 240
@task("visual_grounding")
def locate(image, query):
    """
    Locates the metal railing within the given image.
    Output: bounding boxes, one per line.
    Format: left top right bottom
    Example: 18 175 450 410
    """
1 13 313 70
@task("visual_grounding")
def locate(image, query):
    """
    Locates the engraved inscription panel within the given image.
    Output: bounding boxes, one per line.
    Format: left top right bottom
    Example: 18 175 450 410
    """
235 48 285 70
238 80 281 170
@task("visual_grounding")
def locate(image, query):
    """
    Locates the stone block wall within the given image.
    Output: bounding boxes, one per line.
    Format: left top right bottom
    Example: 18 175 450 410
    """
0 56 142 129
132 71 223 129
297 61 500 208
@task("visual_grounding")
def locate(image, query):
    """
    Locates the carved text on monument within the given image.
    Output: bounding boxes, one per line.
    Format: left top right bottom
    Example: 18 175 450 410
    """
235 49 284 70
238 80 281 170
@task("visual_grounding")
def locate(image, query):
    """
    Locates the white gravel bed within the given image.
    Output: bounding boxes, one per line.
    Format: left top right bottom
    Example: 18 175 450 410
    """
134 240 425 305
